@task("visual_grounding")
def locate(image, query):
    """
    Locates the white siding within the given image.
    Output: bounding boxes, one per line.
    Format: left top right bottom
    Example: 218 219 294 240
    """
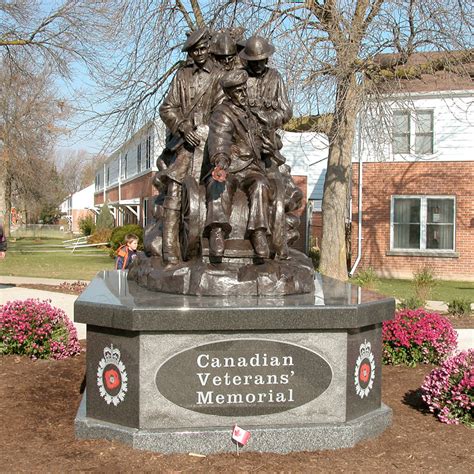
280 131 328 201
101 120 165 187
356 90 474 163
71 184 95 209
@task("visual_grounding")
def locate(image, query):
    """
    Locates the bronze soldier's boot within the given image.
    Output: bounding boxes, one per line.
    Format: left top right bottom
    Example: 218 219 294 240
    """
162 197 181 265
251 228 270 258
209 226 225 257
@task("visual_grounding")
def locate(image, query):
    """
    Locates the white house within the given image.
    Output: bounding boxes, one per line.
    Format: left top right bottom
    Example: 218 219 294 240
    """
350 52 474 280
60 184 95 233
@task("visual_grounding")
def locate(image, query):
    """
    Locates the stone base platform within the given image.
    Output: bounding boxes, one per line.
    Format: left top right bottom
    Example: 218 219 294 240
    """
74 271 395 456
76 393 392 454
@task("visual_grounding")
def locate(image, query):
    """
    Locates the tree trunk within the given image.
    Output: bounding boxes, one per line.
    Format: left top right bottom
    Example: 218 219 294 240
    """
2 173 12 237
319 73 359 281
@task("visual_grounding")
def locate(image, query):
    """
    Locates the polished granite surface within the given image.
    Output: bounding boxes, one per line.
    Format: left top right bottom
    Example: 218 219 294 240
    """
79 270 391 308
75 271 395 331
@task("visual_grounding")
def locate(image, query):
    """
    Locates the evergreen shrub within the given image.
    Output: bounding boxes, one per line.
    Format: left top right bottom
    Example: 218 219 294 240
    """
446 298 472 317
78 214 96 236
96 203 114 230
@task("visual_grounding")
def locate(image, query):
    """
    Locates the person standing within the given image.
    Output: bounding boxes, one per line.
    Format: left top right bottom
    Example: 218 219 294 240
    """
0 223 7 259
157 28 223 265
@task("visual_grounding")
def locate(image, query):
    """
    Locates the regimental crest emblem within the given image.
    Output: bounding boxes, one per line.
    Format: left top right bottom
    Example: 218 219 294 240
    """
354 339 375 399
97 344 128 406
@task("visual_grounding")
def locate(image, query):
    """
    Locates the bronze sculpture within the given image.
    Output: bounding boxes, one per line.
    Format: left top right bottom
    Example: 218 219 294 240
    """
157 28 223 265
132 32 315 296
211 32 238 71
205 70 273 259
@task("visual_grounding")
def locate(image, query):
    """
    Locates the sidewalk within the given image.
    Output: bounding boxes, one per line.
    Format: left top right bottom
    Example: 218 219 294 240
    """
1 276 472 350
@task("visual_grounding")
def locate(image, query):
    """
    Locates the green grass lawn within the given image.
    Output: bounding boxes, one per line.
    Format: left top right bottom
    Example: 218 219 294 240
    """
3 239 474 296
0 238 114 280
374 278 474 302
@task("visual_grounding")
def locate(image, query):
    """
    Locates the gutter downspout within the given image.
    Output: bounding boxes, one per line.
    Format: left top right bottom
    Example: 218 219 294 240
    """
349 124 363 277
118 153 122 226
102 163 106 203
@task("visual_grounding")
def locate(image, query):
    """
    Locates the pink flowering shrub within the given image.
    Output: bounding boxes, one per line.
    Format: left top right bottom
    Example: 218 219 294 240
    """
382 309 457 366
421 349 473 427
0 299 81 360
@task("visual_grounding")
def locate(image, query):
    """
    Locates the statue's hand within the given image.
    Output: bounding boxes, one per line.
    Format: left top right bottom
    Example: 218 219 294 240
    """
184 130 201 147
261 134 274 155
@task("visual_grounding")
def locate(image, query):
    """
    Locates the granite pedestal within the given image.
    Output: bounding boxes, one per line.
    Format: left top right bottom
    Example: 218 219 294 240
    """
74 270 395 454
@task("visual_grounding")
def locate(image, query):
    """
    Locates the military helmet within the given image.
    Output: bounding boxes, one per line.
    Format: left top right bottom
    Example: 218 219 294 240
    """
239 35 275 61
211 32 237 56
220 69 249 90
182 28 210 52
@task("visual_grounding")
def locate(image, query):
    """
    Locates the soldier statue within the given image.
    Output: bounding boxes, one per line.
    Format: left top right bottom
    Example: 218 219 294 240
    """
211 32 238 71
240 36 292 130
133 30 315 296
205 69 274 258
157 28 223 265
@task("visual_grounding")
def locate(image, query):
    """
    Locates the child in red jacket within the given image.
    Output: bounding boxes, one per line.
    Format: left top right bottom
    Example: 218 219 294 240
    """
115 233 139 270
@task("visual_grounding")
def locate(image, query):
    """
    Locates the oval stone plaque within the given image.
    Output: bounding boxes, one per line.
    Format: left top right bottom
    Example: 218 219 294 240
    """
156 339 332 416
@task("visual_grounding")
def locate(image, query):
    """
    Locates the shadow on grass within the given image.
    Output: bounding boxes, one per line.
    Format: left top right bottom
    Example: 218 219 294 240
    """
402 388 431 415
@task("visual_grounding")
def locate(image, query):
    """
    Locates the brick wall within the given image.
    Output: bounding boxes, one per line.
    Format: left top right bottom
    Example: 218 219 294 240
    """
72 209 94 233
290 175 308 252
351 161 474 281
310 211 323 248
120 173 156 200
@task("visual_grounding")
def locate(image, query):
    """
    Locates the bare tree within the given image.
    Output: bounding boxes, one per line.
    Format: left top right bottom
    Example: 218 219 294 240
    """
56 149 97 195
0 1 118 233
0 58 65 234
0 1 113 77
258 0 473 280
85 0 271 148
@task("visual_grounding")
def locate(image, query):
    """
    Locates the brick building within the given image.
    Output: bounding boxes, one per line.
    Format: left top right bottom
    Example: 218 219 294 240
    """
94 122 162 227
350 52 474 281
94 123 328 253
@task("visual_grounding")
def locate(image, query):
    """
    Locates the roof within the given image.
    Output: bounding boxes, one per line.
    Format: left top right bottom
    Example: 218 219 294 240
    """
370 50 474 93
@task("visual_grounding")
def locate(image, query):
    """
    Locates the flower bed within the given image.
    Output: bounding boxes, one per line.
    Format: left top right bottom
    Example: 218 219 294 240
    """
382 309 457 366
0 299 81 360
422 349 473 426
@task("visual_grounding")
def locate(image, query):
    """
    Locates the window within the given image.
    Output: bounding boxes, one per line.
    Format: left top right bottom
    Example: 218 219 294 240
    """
145 136 152 169
95 172 102 191
122 153 128 179
392 110 434 155
391 196 455 251
106 166 110 186
137 143 142 173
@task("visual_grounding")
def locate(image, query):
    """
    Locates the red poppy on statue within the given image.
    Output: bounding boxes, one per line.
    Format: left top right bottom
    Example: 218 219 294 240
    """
232 424 251 446
212 165 227 182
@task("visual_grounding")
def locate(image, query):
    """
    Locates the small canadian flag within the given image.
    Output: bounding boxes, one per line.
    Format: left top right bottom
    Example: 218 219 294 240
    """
232 424 251 446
